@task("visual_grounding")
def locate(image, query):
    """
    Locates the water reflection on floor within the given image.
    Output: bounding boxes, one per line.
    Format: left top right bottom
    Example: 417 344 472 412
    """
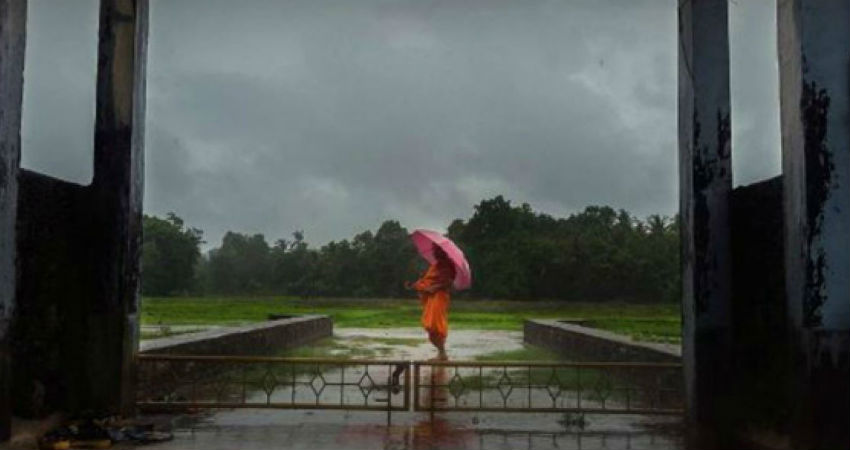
143 329 684 450
149 410 683 450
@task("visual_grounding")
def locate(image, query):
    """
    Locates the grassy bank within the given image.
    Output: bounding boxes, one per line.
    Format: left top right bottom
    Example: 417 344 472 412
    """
141 296 681 342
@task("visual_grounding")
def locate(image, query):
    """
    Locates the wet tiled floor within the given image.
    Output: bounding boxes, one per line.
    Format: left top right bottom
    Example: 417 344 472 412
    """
143 329 684 450
148 408 683 450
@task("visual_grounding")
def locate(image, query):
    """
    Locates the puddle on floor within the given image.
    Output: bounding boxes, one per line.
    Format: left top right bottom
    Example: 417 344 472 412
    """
283 328 528 361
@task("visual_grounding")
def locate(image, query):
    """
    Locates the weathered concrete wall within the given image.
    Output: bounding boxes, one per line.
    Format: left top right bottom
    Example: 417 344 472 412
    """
137 317 332 405
677 0 733 430
524 320 680 363
10 0 149 420
88 0 148 416
12 171 96 416
0 0 26 440
730 176 789 426
140 316 333 356
778 1 850 447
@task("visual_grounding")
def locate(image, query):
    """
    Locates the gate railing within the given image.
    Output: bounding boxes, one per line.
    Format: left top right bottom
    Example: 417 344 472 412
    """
414 360 683 415
136 354 410 412
136 355 683 416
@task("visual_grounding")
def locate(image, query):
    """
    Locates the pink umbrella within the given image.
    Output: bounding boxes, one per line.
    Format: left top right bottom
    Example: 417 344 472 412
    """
410 229 472 291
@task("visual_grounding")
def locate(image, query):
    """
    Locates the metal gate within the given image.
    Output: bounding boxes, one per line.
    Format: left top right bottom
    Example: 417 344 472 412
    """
136 355 683 417
412 360 683 415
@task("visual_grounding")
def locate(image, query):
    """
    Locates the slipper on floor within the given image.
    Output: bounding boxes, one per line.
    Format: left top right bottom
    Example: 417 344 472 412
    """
38 438 71 450
68 439 112 449
121 427 174 444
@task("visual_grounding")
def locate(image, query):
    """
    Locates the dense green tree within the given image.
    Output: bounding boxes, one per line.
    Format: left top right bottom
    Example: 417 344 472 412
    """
449 198 679 302
371 221 420 297
164 196 680 303
270 231 317 296
141 213 204 296
207 232 272 294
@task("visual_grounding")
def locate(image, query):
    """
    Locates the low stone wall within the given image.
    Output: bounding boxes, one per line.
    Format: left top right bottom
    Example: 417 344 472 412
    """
524 319 681 363
140 315 332 356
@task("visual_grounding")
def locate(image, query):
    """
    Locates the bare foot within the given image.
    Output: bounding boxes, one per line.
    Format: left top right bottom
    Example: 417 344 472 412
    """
427 355 447 362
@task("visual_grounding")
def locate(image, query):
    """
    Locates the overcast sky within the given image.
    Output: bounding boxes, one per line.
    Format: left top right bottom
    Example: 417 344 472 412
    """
20 0 780 248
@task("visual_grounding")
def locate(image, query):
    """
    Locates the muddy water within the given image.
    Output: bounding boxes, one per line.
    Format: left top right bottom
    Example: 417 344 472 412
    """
144 328 684 450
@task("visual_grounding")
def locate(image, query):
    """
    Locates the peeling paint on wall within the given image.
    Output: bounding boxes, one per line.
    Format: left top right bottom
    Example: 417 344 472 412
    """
692 111 710 315
690 109 731 317
716 111 731 174
801 80 833 328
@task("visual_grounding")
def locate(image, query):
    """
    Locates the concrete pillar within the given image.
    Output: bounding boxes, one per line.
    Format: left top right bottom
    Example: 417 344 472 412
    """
0 0 25 440
778 0 850 447
678 0 733 434
88 0 148 415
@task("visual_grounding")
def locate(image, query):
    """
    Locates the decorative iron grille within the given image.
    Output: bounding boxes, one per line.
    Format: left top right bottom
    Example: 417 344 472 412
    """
136 355 410 412
136 356 683 416
413 360 683 415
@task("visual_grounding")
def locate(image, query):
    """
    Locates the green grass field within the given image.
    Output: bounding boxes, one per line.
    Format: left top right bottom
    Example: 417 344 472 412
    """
141 296 681 343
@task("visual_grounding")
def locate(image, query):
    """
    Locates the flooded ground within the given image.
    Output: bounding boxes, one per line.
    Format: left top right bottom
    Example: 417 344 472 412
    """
142 328 684 450
298 328 528 360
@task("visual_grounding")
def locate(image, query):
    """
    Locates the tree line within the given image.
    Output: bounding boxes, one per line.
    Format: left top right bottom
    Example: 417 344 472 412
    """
141 196 680 302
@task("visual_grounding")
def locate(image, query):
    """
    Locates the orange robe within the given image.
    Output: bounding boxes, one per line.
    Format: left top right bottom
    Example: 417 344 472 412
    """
413 261 455 341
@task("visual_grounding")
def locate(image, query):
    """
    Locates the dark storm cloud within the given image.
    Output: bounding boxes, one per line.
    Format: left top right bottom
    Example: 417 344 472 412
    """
729 0 782 185
22 0 780 247
20 0 98 184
